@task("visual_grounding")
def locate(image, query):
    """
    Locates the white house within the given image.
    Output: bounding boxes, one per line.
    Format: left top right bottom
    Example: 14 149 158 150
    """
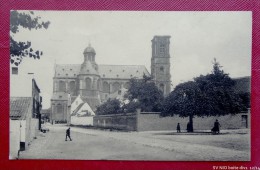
70 95 95 126
10 73 42 159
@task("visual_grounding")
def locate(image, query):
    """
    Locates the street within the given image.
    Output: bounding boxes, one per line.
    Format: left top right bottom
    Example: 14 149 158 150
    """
19 124 250 161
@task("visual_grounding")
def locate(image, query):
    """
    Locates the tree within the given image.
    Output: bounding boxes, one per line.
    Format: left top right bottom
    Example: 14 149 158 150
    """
96 98 122 115
161 81 204 132
162 59 248 132
10 10 50 66
124 75 164 112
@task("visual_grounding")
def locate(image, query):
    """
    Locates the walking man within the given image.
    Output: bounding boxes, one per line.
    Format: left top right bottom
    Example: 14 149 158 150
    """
65 127 72 141
177 123 181 133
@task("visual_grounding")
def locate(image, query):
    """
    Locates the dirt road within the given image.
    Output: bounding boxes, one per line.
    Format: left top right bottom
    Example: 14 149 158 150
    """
19 124 250 161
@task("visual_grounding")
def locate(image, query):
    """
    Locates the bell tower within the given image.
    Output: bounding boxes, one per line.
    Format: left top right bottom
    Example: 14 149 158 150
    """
151 36 171 96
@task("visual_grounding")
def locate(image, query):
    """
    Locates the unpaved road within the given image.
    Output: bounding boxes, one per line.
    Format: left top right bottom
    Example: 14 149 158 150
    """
19 125 250 161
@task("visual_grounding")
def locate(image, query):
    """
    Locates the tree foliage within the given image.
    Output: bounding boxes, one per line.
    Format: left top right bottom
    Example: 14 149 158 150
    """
161 59 249 131
10 10 50 66
124 75 164 112
96 98 122 115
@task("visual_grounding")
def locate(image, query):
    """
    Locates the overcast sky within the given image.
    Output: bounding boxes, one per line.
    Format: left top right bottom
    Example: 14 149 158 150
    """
12 11 252 109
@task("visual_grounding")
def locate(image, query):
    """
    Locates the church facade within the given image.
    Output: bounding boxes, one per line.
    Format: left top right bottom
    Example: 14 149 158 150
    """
50 36 172 122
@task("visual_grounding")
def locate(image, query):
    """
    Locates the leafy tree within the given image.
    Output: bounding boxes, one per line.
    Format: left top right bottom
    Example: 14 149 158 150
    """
10 10 50 66
124 75 164 112
162 59 248 132
96 98 122 115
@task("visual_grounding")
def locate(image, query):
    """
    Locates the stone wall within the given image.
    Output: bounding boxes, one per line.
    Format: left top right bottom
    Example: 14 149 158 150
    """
136 110 250 131
93 110 250 132
93 113 137 131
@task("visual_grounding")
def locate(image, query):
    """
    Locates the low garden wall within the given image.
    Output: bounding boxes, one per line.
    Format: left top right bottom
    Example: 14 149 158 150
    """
93 109 250 131
93 113 137 131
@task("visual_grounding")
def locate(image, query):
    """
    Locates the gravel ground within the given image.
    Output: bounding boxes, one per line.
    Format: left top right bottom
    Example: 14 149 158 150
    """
19 124 250 161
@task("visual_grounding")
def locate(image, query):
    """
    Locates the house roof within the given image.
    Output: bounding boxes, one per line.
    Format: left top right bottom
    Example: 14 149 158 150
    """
71 103 85 116
233 76 251 93
54 64 150 79
10 97 31 120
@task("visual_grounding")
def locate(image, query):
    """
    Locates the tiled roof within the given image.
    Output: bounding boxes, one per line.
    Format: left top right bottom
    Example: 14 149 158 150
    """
54 64 80 78
233 76 251 93
10 97 31 120
54 64 150 79
99 65 150 79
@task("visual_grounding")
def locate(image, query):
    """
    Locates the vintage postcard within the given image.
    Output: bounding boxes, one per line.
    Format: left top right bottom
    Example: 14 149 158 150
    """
9 11 252 161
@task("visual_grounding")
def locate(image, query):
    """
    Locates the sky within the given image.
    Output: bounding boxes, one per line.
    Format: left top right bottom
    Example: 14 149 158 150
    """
11 11 252 109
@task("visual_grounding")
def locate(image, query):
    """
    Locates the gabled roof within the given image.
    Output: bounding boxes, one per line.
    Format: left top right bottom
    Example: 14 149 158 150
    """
10 97 31 120
54 64 150 79
71 103 85 116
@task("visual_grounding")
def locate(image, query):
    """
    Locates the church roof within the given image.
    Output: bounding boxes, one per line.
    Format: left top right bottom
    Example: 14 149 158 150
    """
54 64 150 79
99 65 150 79
54 64 80 78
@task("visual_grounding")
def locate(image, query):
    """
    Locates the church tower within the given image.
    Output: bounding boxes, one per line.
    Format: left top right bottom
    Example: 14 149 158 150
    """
151 36 171 96
78 44 101 102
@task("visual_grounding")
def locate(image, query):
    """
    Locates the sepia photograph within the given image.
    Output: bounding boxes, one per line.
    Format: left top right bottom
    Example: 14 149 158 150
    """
9 11 252 161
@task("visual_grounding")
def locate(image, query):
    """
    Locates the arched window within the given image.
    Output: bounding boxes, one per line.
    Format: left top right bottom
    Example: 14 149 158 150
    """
59 81 66 92
159 83 165 94
112 82 120 93
85 78 92 90
97 79 100 90
102 81 110 93
69 81 75 95
160 66 164 73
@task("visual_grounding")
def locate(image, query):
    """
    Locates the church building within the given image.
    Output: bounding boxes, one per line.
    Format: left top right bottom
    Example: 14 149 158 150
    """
50 36 172 122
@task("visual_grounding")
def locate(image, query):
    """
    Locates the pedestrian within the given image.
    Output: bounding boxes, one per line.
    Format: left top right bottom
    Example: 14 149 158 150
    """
177 123 181 133
65 127 72 141
212 119 221 134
